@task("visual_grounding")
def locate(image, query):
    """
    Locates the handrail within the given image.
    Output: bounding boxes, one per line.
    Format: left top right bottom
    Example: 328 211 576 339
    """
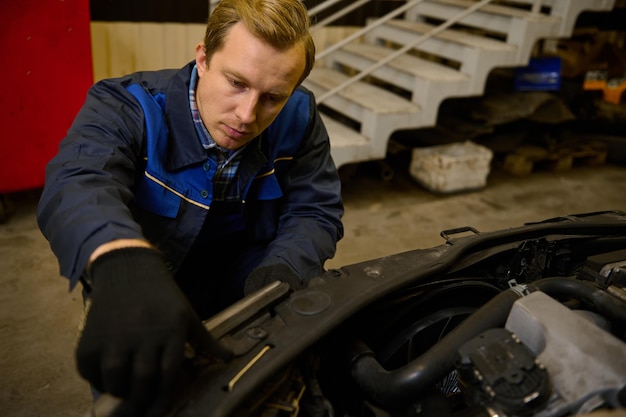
313 0 497 104
314 0 427 59
310 0 373 31
308 0 346 17
209 0 219 14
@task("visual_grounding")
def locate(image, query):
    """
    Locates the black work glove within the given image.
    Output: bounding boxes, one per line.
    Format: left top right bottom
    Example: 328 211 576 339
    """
76 247 231 417
244 263 303 295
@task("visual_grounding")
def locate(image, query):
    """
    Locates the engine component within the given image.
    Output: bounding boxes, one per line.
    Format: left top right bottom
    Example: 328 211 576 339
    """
456 328 550 415
505 291 626 416
349 289 522 406
580 249 626 288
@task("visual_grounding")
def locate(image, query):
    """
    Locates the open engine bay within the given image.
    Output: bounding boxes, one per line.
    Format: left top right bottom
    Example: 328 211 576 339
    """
96 211 626 417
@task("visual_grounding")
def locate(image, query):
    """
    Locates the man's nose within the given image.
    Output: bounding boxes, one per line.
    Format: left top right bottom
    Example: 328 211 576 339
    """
236 93 258 124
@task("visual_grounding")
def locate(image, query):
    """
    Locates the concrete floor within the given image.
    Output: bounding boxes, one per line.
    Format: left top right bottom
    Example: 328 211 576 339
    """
1 162 626 417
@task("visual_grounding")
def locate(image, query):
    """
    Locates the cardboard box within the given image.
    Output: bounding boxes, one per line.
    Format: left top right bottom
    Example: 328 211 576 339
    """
410 141 493 193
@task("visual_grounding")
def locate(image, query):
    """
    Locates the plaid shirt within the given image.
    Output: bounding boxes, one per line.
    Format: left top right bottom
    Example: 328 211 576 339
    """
189 65 246 202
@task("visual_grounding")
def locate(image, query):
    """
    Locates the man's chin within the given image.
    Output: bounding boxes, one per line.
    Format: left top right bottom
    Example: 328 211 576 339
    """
216 136 249 151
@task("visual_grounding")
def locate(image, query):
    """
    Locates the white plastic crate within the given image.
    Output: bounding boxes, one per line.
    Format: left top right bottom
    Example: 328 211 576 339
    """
409 141 493 193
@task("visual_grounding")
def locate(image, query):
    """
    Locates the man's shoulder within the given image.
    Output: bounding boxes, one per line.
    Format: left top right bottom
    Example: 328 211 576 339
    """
264 86 317 152
280 85 314 117
95 62 193 95
292 85 314 101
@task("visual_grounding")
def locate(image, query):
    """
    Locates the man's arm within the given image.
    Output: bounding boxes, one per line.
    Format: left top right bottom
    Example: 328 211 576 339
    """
247 90 344 291
37 77 148 288
38 77 231 416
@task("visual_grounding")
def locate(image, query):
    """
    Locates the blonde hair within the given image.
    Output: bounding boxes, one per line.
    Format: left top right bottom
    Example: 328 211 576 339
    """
203 0 315 86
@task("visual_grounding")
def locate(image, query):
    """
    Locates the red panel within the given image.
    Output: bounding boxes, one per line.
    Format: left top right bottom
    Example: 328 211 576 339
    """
0 0 93 193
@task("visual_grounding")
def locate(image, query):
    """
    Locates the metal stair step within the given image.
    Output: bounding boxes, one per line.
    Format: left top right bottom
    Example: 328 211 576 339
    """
321 115 376 168
368 19 517 91
407 0 562 61
322 115 369 148
415 0 561 21
330 42 471 124
338 42 469 83
305 67 420 117
383 19 517 52
305 67 422 154
492 0 617 34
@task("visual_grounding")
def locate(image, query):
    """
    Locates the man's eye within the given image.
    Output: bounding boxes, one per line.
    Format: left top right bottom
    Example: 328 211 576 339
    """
229 78 245 88
264 94 283 105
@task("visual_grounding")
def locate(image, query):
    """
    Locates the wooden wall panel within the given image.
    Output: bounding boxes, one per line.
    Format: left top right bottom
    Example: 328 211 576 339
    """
107 24 140 77
90 22 206 81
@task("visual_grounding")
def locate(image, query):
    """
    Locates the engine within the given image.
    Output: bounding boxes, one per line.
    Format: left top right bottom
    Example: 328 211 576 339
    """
459 291 626 417
305 241 626 417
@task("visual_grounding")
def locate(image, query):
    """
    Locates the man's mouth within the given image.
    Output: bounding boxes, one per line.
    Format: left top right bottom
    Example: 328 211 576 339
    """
224 124 247 140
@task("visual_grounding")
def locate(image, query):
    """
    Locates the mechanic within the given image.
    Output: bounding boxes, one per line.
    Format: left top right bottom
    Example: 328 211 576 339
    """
37 0 344 415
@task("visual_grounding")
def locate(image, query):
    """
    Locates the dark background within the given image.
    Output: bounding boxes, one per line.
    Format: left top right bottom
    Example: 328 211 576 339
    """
89 0 401 24
89 0 624 31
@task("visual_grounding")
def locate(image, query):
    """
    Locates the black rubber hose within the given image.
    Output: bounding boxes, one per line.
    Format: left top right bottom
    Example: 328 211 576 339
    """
530 277 626 323
350 277 626 408
349 288 523 406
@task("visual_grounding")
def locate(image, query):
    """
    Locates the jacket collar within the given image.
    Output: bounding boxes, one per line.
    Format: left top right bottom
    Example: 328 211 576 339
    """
163 62 210 171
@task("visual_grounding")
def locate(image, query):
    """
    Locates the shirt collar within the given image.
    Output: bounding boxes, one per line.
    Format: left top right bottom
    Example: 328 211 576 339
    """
189 64 215 150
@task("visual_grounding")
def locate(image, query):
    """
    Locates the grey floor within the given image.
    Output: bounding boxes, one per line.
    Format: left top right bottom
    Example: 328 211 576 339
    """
1 162 625 417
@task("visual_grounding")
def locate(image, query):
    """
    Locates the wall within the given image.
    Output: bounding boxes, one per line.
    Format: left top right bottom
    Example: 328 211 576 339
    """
90 22 205 81
90 22 359 81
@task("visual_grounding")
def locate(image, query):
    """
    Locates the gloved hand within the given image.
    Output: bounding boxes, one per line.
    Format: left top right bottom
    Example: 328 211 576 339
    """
76 247 231 417
244 263 303 295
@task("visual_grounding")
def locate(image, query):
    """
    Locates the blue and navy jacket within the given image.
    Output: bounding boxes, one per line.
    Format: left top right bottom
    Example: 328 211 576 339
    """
37 61 344 288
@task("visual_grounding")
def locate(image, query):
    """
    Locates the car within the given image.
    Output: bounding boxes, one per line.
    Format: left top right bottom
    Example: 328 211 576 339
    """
92 210 626 417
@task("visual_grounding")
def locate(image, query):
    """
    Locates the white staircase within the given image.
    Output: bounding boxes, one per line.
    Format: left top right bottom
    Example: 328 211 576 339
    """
303 0 616 168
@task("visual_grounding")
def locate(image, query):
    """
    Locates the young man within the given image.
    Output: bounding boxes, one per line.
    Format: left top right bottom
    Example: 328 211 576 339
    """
37 0 344 415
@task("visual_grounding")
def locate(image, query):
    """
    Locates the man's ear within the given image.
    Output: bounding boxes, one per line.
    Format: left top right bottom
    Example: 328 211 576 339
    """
195 43 207 74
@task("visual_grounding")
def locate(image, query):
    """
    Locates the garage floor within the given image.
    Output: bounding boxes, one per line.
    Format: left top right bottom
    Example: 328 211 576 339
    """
1 162 626 417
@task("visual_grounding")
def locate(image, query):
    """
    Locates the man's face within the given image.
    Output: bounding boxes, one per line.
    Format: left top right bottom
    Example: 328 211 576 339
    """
194 22 306 150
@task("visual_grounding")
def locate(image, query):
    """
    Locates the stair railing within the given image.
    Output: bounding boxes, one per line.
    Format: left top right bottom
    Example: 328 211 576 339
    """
312 0 427 50
310 0 374 30
308 0 343 14
312 0 500 104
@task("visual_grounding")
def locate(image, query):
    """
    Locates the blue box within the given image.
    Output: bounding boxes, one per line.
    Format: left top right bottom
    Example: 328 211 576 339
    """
515 57 562 91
